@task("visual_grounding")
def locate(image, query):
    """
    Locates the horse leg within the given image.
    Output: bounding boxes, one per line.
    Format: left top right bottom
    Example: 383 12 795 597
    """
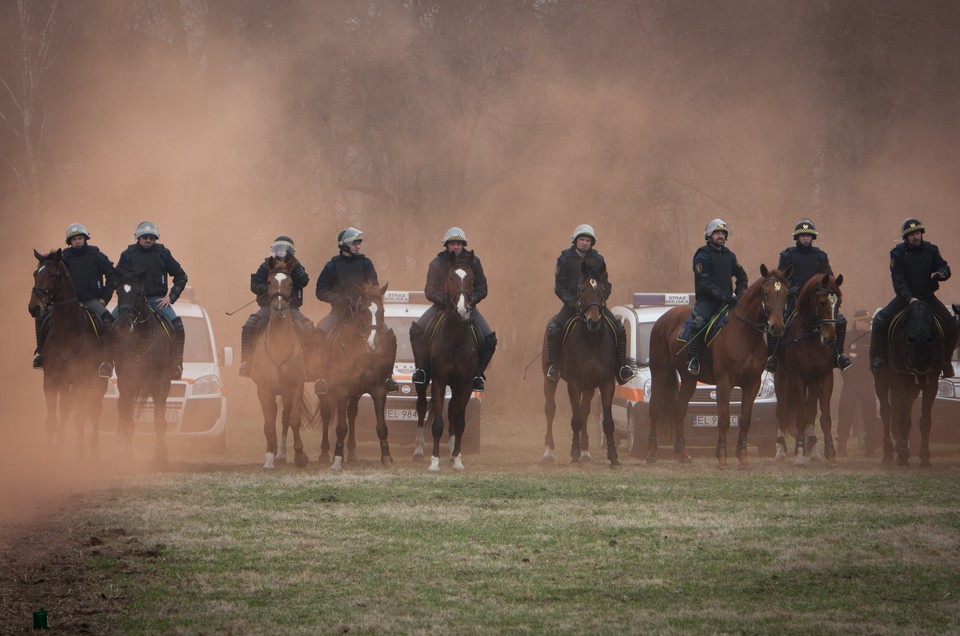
332 394 348 472
152 392 169 470
116 385 135 459
874 374 894 463
579 389 593 462
543 376 558 461
893 392 913 467
42 379 60 455
258 385 278 468
567 382 583 464
646 367 675 463
735 376 762 470
918 381 936 468
428 382 446 472
449 388 468 471
89 380 105 462
319 397 332 464
276 398 288 464
287 391 309 469
774 378 789 461
599 382 619 467
819 375 837 465
346 395 359 463
369 389 392 466
413 382 428 462
672 376 696 464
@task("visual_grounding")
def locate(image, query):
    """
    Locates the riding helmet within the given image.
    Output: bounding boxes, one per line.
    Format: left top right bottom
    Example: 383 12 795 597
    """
338 227 365 248
792 219 817 240
65 223 91 244
703 218 730 240
134 221 160 239
901 218 925 238
442 227 469 246
271 235 296 256
571 224 597 245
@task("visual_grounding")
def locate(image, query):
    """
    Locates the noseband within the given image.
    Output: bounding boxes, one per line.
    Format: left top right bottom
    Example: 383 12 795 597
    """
735 277 787 333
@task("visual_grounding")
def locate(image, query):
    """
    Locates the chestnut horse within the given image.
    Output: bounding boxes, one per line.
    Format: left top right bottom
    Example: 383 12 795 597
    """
414 251 479 472
28 249 108 458
321 282 396 471
647 265 791 468
773 273 844 465
541 258 620 466
252 258 311 469
873 300 951 467
112 269 177 468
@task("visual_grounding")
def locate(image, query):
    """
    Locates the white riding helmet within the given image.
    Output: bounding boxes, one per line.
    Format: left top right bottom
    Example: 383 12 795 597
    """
571 224 597 244
442 227 468 246
271 235 296 257
134 221 160 239
338 227 365 248
704 218 730 240
65 223 91 244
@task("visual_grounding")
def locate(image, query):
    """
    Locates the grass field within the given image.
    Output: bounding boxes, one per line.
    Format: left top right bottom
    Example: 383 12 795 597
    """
38 409 959 635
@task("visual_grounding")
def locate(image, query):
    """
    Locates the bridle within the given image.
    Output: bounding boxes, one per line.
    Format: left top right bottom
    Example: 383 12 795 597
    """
447 266 473 322
733 276 788 334
576 276 606 332
32 261 77 312
116 281 153 327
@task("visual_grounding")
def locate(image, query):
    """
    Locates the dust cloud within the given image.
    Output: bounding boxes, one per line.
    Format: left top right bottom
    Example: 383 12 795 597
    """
1 1 959 504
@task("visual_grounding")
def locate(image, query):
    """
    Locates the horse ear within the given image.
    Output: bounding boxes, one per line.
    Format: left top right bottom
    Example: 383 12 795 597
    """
34 249 45 262
835 273 843 287
55 248 64 259
380 283 389 295
760 263 769 278
783 264 794 280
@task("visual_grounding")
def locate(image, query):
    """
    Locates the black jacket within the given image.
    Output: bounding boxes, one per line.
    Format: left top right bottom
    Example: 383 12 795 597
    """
425 249 488 307
251 257 309 308
890 240 950 301
63 245 116 303
115 242 188 302
777 243 832 292
315 253 379 308
554 247 610 310
693 244 748 304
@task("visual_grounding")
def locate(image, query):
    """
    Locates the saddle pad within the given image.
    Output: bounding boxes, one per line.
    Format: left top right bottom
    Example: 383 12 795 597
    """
678 310 728 345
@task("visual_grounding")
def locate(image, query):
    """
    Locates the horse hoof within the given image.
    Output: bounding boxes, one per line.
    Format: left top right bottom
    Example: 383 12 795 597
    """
263 452 275 469
275 456 287 465
920 460 932 469
570 458 581 465
541 455 555 464
412 452 424 463
453 456 465 471
381 455 394 466
331 456 344 473
774 447 786 461
646 456 657 464
319 453 330 464
294 452 309 469
678 455 692 464
428 456 441 472
348 453 358 463
608 460 621 469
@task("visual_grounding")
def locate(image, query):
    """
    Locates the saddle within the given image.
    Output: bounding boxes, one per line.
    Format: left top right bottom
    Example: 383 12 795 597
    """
39 304 110 345
559 312 619 351
677 308 729 345
428 312 482 349
887 307 945 340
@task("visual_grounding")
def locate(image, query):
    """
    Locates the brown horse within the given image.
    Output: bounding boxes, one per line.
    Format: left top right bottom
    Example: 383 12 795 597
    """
774 273 844 466
647 265 791 468
112 269 177 468
541 258 620 466
414 252 479 472
873 300 950 467
321 282 396 471
28 249 108 458
252 258 311 469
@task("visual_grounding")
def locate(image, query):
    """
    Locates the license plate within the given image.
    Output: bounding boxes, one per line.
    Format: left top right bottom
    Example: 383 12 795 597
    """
691 414 739 427
134 409 180 424
387 408 419 421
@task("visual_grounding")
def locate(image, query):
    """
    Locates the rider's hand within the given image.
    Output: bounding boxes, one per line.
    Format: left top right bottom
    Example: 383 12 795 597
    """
931 271 946 280
156 295 171 309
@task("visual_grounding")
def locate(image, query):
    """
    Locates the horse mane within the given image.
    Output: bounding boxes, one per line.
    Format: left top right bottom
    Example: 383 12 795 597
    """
581 256 606 281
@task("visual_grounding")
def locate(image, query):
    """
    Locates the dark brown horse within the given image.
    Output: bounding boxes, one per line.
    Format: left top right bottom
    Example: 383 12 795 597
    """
414 252 479 472
28 249 108 458
647 265 791 468
541 258 620 466
321 282 396 471
774 273 844 466
873 300 950 467
112 269 177 468
252 258 310 469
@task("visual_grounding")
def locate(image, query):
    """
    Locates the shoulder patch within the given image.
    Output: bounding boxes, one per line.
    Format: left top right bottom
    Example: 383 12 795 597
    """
695 262 703 274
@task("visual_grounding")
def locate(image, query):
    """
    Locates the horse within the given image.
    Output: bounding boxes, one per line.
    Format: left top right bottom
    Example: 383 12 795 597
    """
873 300 949 467
320 282 396 472
773 273 844 466
112 269 178 468
414 251 479 472
28 249 108 458
541 258 620 466
646 265 791 468
252 257 311 469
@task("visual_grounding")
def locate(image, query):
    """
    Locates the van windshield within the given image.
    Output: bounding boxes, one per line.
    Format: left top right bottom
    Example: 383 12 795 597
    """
183 316 214 363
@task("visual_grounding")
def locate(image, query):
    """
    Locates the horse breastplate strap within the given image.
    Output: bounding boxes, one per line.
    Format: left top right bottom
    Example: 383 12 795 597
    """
560 313 618 349
888 308 944 340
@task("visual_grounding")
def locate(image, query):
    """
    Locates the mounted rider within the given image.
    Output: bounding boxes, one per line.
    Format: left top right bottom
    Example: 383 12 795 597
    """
33 223 117 377
238 236 315 378
409 227 497 391
544 224 634 385
314 227 398 394
113 221 188 380
686 219 748 375
766 219 852 372
871 218 957 378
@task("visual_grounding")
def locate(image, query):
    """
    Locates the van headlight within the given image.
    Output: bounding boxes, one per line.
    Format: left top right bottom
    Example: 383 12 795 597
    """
192 374 222 396
642 378 653 400
938 380 957 399
757 375 776 400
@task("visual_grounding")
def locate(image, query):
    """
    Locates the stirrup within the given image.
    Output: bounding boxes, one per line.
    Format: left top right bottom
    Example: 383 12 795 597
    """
314 379 328 395
546 365 560 382
385 377 399 393
765 356 779 373
943 364 955 379
870 358 884 375
412 368 428 385
472 375 485 391
238 361 251 378
32 354 43 370
97 362 114 378
170 365 183 381
687 358 700 375
836 354 852 371
617 365 635 385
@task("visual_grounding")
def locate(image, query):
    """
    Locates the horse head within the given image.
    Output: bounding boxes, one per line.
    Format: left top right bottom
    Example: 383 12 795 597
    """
266 256 295 315
115 269 152 330
799 272 844 348
445 251 474 323
577 257 607 332
29 249 73 318
901 300 940 375
354 282 389 351
755 264 792 337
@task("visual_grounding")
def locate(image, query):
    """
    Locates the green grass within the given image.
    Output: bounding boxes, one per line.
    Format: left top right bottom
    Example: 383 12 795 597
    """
75 446 960 635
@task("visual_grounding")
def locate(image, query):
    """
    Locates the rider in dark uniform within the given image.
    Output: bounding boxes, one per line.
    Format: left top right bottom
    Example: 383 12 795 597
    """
314 227 398 394
686 218 748 375
871 218 957 378
238 236 314 378
34 223 117 377
113 221 188 380
544 224 634 385
766 219 852 372
410 227 497 391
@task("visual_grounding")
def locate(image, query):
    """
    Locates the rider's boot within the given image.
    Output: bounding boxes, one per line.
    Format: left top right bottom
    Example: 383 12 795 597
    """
834 319 852 371
765 333 779 373
33 318 44 370
313 329 328 395
615 320 634 385
870 324 886 375
97 315 115 378
686 333 703 375
472 332 498 391
410 322 429 385
239 321 256 378
942 320 958 378
170 317 185 380
545 323 561 383
382 326 399 392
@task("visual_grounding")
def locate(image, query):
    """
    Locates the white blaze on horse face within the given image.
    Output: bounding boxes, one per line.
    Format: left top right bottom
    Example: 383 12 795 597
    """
38 265 45 274
123 284 132 293
273 272 288 284
590 278 597 289
366 302 379 349
454 269 469 318
828 293 839 318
